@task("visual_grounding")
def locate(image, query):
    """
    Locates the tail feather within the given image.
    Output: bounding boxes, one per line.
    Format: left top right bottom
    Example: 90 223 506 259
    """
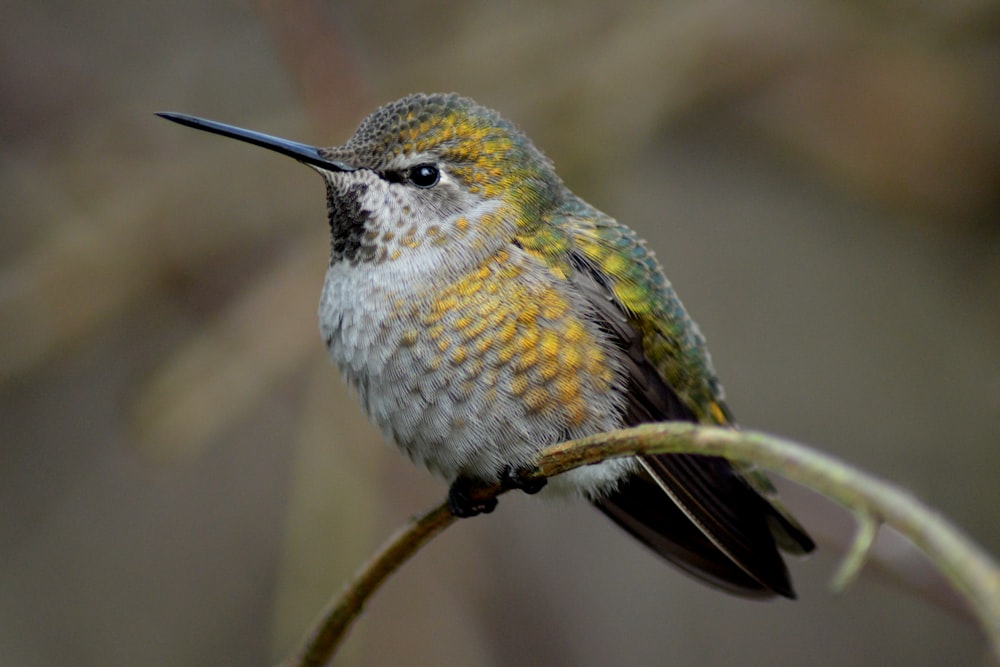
596 454 814 599
594 472 783 598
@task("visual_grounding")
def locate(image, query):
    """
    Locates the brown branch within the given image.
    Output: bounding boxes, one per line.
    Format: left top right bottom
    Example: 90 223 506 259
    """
278 423 1000 666
278 503 456 667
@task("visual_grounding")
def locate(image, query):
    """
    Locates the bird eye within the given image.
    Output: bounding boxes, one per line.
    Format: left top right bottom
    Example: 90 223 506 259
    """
407 164 440 188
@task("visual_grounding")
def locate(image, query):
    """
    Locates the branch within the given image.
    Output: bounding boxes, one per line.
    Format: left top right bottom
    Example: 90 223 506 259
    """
278 503 455 667
279 423 1000 666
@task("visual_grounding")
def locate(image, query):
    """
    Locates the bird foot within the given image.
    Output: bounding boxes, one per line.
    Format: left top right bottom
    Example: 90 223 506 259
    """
447 467 547 517
447 477 499 517
501 465 547 495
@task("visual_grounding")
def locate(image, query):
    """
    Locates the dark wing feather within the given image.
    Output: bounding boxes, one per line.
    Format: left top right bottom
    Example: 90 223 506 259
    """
569 250 813 598
596 472 779 598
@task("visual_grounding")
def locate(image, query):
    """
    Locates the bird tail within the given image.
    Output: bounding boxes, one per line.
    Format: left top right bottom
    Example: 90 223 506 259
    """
594 453 815 599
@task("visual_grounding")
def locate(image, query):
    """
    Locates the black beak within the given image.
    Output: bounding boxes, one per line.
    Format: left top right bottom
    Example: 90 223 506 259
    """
156 112 356 172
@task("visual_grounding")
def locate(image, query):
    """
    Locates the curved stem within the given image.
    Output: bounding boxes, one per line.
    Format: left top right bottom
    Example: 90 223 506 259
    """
278 503 455 667
279 423 1000 666
829 513 879 593
535 423 1000 656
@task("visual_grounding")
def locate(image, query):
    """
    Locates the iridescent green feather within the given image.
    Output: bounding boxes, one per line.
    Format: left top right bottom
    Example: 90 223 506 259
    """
527 196 729 426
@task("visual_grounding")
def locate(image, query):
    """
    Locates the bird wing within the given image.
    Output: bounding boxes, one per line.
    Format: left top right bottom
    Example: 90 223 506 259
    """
550 209 814 597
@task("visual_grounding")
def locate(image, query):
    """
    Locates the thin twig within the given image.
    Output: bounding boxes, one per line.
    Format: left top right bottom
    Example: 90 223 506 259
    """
534 423 1000 657
830 513 880 593
279 503 455 667
279 423 1000 666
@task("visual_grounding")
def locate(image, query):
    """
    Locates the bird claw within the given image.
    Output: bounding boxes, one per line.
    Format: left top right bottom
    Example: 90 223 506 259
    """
447 477 499 517
447 467 547 517
502 465 547 495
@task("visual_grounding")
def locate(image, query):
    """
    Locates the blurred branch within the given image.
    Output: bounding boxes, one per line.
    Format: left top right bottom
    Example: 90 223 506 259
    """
256 0 373 133
132 238 323 461
280 423 1000 666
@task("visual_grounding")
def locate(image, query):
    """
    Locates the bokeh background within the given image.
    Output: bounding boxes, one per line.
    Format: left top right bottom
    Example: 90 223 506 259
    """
3 1 1000 665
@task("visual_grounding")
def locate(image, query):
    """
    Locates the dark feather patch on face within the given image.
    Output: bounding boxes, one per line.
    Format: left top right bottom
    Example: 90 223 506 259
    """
327 181 370 264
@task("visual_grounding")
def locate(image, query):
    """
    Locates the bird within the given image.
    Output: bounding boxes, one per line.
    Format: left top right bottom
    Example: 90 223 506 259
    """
158 92 814 598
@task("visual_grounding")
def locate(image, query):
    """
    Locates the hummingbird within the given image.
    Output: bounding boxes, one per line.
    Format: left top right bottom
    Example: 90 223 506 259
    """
158 93 814 598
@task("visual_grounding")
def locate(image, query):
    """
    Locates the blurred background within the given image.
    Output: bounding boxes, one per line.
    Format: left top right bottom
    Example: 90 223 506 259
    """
3 1 1000 665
